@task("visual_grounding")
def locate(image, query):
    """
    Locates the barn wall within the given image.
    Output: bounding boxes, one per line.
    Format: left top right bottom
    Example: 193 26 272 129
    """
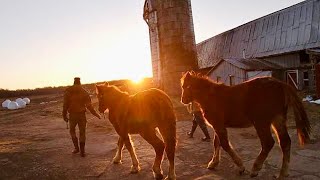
316 64 320 97
264 53 301 68
247 71 272 80
197 0 320 69
208 61 246 85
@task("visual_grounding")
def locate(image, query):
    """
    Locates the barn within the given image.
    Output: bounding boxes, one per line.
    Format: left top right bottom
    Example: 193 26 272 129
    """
197 0 320 95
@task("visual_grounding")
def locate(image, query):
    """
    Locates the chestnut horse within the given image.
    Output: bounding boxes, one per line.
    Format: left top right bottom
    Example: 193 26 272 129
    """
96 83 176 180
180 71 311 179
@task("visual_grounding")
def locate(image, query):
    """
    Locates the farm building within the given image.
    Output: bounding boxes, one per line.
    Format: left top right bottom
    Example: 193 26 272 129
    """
197 0 320 95
144 0 320 97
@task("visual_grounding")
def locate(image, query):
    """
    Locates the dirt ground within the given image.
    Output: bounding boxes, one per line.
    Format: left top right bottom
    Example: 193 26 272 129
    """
0 94 320 180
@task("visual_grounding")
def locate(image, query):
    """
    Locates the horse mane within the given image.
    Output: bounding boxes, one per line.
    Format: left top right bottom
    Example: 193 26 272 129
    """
109 85 129 96
182 72 225 91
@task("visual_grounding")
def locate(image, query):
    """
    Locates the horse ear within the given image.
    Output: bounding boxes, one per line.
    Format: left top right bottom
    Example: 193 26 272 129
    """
185 71 191 78
104 81 109 86
95 84 100 94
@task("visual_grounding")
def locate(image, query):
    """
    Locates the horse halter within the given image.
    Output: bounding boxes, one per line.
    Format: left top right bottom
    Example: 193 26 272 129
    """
182 83 195 104
97 93 107 113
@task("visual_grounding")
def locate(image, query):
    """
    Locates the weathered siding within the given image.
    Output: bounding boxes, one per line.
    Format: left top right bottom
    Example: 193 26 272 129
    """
264 53 301 68
147 10 161 87
316 64 320 97
208 61 246 85
247 71 272 80
198 0 320 69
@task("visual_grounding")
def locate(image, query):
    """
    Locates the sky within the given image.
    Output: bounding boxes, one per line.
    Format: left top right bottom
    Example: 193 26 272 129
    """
0 0 304 90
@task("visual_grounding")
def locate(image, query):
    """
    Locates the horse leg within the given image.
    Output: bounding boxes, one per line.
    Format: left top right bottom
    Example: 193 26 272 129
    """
159 127 176 180
207 133 221 169
216 129 245 174
250 125 275 177
140 130 165 180
113 136 124 164
164 140 176 180
123 135 141 173
272 119 291 179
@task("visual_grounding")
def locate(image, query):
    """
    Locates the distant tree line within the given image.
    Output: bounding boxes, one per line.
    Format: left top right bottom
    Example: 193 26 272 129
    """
0 78 154 99
0 86 67 99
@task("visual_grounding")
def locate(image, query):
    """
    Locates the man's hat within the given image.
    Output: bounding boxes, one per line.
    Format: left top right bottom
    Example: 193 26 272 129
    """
74 77 81 85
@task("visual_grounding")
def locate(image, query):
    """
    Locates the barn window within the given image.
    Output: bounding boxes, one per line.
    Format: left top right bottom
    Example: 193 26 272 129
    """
229 75 235 86
216 76 221 83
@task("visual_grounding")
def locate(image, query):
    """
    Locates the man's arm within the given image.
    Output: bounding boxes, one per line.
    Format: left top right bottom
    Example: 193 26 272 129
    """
62 91 70 122
186 103 193 114
85 95 101 119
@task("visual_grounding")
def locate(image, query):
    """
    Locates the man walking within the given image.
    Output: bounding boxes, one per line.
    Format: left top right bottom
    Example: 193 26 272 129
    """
63 77 101 157
187 101 211 142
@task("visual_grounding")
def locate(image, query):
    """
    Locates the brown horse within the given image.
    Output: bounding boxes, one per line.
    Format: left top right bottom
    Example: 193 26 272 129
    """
96 83 176 180
180 71 311 179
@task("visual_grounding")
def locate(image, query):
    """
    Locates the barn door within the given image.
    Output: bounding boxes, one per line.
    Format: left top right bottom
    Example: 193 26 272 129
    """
316 64 320 98
286 70 298 89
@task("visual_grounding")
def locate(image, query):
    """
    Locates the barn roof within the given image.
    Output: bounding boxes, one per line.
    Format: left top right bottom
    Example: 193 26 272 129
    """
206 58 284 75
197 0 320 69
224 58 283 71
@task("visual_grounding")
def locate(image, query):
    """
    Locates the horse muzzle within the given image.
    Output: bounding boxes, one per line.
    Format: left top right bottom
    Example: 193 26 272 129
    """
99 107 105 113
181 97 192 105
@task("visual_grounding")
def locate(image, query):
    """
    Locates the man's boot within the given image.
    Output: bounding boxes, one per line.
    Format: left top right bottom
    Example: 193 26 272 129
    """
72 137 79 154
200 125 211 142
80 141 86 157
187 120 197 138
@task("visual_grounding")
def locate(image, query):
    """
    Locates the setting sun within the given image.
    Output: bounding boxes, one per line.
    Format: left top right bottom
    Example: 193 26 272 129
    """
85 39 153 86
130 76 144 84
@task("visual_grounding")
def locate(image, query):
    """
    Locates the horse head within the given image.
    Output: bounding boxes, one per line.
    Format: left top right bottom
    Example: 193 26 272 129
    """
181 71 210 105
95 82 110 113
96 82 129 113
180 71 196 104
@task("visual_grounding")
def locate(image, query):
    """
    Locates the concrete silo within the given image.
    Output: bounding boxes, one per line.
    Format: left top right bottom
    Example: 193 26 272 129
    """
143 0 198 96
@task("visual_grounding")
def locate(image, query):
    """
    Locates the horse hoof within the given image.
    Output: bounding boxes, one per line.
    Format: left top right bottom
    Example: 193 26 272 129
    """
273 174 289 180
250 171 258 178
130 165 141 174
153 173 164 180
112 159 122 164
207 161 219 170
164 175 176 180
238 167 246 175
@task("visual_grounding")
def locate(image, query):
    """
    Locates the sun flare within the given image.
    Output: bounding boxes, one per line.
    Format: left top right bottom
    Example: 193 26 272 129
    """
130 76 144 84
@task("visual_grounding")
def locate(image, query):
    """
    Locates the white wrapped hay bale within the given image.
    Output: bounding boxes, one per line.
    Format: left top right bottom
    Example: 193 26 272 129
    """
16 98 22 102
2 99 11 108
7 101 19 110
16 98 26 108
23 97 30 105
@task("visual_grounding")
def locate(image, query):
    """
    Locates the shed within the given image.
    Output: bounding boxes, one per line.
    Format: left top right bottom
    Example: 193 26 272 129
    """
207 58 284 86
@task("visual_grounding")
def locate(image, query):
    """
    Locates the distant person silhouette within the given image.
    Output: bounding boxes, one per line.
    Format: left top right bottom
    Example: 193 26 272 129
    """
62 77 101 157
187 101 211 142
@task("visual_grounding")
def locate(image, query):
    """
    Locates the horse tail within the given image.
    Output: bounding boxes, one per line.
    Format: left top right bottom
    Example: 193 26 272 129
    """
160 113 177 149
157 95 177 157
284 84 311 146
160 104 177 149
